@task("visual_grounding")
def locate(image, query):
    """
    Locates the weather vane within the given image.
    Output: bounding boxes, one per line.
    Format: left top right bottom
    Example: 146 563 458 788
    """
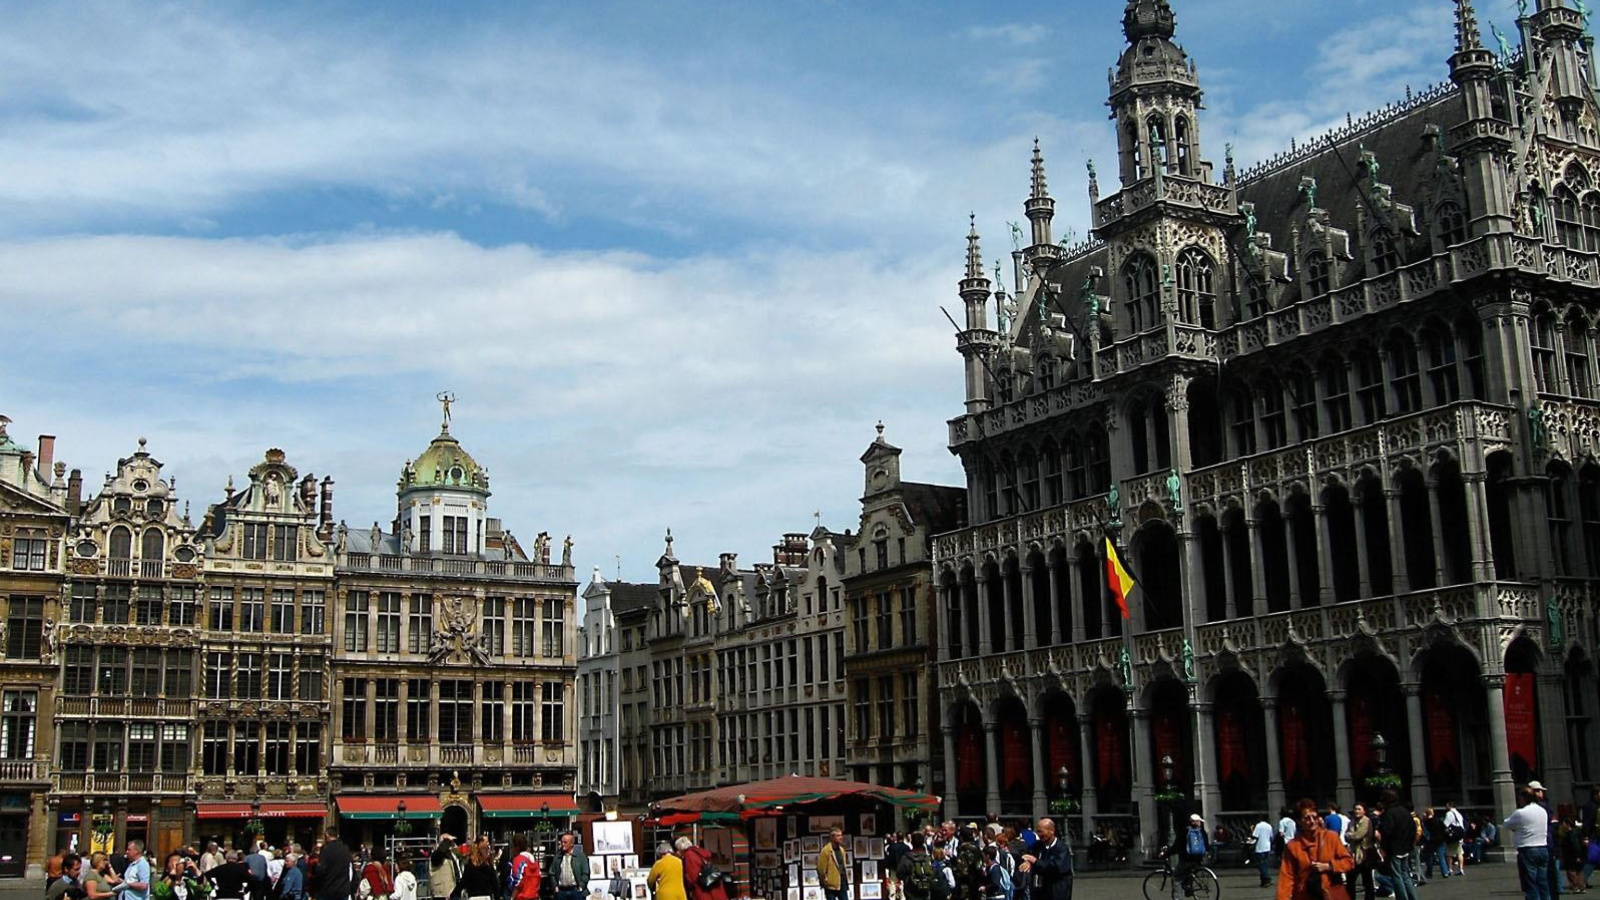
436 391 456 429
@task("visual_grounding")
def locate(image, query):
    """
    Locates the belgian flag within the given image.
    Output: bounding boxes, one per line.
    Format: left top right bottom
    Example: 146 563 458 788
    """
1103 537 1135 620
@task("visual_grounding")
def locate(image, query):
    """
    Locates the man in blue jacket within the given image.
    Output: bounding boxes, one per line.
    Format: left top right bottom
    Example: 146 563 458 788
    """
1019 818 1072 900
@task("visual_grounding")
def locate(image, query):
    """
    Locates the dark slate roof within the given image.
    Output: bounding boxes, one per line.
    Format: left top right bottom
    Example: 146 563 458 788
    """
607 581 658 614
900 481 967 533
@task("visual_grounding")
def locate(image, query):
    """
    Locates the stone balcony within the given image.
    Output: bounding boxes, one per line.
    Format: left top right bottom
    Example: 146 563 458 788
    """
56 697 198 720
1093 175 1235 230
53 772 195 796
340 553 574 583
331 739 573 768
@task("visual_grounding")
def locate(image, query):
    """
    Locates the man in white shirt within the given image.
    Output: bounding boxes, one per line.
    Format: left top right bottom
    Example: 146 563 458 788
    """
1443 801 1466 876
1251 815 1275 887
1277 810 1298 849
1504 786 1551 900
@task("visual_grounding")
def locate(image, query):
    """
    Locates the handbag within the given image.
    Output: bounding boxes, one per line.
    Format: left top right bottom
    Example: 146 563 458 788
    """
1313 834 1350 900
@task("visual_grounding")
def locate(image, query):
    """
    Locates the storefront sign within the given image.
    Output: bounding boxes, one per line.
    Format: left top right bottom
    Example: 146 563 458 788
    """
1504 672 1538 776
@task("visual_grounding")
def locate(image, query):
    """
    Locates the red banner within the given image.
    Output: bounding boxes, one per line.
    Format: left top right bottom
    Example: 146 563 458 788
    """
958 726 983 791
1217 706 1249 781
1002 719 1031 793
1048 713 1078 790
1097 713 1126 791
1348 695 1375 775
1504 672 1539 775
1424 684 1459 776
1280 700 1309 781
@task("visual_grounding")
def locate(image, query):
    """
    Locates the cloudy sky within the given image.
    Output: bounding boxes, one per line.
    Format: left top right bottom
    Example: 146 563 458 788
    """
1 0 1469 582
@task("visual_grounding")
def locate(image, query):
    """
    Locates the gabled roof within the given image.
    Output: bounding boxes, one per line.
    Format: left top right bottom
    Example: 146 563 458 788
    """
607 582 658 614
899 481 966 533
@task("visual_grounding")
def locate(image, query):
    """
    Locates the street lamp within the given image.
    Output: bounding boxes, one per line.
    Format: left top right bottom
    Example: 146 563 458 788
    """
1159 755 1176 855
1057 766 1071 796
1371 733 1388 775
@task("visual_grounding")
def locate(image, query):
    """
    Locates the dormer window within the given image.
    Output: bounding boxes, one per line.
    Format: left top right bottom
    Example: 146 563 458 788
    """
113 497 132 516
1124 252 1161 332
1370 230 1398 275
145 499 164 520
1306 251 1331 297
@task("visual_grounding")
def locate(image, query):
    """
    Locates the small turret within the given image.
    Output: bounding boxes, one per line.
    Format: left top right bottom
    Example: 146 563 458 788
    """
1450 0 1516 236
957 217 997 413
1025 138 1056 248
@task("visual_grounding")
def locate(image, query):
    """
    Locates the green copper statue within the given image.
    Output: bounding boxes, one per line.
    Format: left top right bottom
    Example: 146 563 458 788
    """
1181 639 1196 682
1548 597 1563 647
1167 468 1182 512
1491 23 1512 64
1107 482 1122 527
1245 206 1258 240
1008 221 1024 252
1118 646 1132 686
1529 403 1547 451
1300 178 1317 209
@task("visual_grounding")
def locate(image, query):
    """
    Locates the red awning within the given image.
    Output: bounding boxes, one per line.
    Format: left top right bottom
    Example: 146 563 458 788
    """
335 796 443 820
477 794 578 818
260 803 328 819
655 776 940 814
196 803 254 820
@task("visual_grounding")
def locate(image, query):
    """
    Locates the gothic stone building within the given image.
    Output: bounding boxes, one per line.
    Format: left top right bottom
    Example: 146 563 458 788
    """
932 0 1600 851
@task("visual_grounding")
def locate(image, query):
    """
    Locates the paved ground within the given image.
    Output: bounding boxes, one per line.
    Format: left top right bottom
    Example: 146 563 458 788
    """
0 858 1529 900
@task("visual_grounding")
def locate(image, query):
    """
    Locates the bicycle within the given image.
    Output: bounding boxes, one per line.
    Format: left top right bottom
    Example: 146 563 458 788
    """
1142 856 1221 900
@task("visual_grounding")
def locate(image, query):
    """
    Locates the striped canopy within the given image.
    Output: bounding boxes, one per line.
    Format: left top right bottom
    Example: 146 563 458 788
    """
655 775 939 817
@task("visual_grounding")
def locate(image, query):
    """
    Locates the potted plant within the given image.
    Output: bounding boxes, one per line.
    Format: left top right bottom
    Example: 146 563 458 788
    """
393 818 414 837
1048 797 1081 816
245 818 266 839
1364 773 1402 791
1153 788 1187 804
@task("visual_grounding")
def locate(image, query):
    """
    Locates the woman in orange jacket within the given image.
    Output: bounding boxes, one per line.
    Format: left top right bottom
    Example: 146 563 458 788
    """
1278 798 1356 900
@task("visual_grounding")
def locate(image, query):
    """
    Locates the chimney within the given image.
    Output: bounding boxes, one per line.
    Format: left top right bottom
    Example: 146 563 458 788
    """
299 474 316 510
67 468 82 515
318 477 334 540
36 436 54 482
719 552 738 575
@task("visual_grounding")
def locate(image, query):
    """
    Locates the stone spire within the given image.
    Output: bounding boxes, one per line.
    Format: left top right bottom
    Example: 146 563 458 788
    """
1455 0 1484 51
1123 0 1176 41
965 214 985 280
1030 138 1050 200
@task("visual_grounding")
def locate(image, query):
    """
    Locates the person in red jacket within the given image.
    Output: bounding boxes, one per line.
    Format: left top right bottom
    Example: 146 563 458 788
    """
678 838 729 900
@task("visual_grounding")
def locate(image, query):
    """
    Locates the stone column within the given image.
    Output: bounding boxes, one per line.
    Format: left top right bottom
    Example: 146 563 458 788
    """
1426 479 1449 585
943 725 959 820
936 583 952 661
1403 684 1431 809
1046 557 1064 645
1284 514 1303 609
1464 473 1494 582
1352 495 1374 599
1029 715 1048 822
1067 555 1086 643
1248 517 1268 615
1330 691 1355 809
1131 707 1157 858
397 678 410 748
1536 670 1575 807
1078 714 1099 838
1386 489 1411 594
1019 563 1037 651
984 719 1002 813
976 571 992 656
1262 697 1286 815
1313 502 1334 603
1482 675 1516 821
365 677 378 743
1193 701 1219 824
1182 529 1205 625
1220 519 1239 621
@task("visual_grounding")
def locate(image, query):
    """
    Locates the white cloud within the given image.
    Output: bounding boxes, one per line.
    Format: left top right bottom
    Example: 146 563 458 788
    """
966 24 1051 46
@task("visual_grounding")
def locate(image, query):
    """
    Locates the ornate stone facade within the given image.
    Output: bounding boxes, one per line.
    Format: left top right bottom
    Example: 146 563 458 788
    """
934 0 1600 854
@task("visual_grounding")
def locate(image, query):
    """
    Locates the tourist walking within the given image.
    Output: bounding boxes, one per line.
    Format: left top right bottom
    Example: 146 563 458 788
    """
1276 800 1353 900
645 843 684 900
1018 818 1071 900
431 837 462 900
45 854 83 900
1374 791 1419 900
460 841 501 900
1505 785 1553 900
362 849 395 900
680 838 727 900
1420 808 1448 881
1443 802 1466 876
123 841 153 900
898 833 941 900
1559 808 1586 894
1346 804 1376 900
508 836 541 900
1253 813 1277 888
84 852 121 900
819 827 852 900
1162 814 1210 900
312 828 353 900
981 846 1012 900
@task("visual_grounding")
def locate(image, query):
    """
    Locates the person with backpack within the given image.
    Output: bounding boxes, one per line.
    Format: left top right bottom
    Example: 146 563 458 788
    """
981 847 1012 900
1163 815 1211 900
898 833 942 900
508 836 542 900
360 849 394 900
678 837 726 900
929 848 956 900
951 834 984 900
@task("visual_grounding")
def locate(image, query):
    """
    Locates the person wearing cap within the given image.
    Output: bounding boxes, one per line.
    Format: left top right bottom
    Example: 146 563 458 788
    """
1161 814 1211 900
1505 784 1552 900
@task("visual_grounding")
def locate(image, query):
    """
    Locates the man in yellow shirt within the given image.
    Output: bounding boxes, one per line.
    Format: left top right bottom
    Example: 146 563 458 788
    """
818 828 851 900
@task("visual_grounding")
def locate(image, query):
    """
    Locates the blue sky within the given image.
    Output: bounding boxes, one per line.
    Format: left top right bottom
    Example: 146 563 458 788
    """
0 0 1468 581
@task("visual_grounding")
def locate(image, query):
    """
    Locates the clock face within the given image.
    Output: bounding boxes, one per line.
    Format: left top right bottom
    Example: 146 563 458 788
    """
871 469 888 489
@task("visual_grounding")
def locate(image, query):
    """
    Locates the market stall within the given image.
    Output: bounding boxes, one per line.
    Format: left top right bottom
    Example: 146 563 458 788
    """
646 776 940 900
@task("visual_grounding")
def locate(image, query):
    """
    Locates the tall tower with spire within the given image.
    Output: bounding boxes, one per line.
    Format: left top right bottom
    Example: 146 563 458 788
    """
1449 0 1516 235
957 216 998 414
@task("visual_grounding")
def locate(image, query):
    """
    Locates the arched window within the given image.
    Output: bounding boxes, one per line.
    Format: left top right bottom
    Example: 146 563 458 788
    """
1085 424 1112 494
1458 316 1485 399
1124 253 1161 333
1567 313 1593 398
1289 367 1318 441
1063 435 1086 500
1229 383 1257 457
1306 251 1331 296
1423 324 1460 404
995 369 1015 404
1126 121 1144 182
1555 186 1584 249
1243 270 1269 320
1037 355 1056 391
1147 115 1168 170
1258 378 1287 449
996 455 1016 517
1320 355 1352 433
1549 461 1578 575
1042 440 1062 507
1018 449 1040 512
1370 229 1398 275
1532 306 1560 393
1129 398 1151 474
1175 247 1216 328
1386 332 1422 414
981 460 998 523
1174 115 1192 176
141 528 163 561
109 527 132 560
1582 192 1600 251
1436 201 1468 249
1353 346 1387 423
